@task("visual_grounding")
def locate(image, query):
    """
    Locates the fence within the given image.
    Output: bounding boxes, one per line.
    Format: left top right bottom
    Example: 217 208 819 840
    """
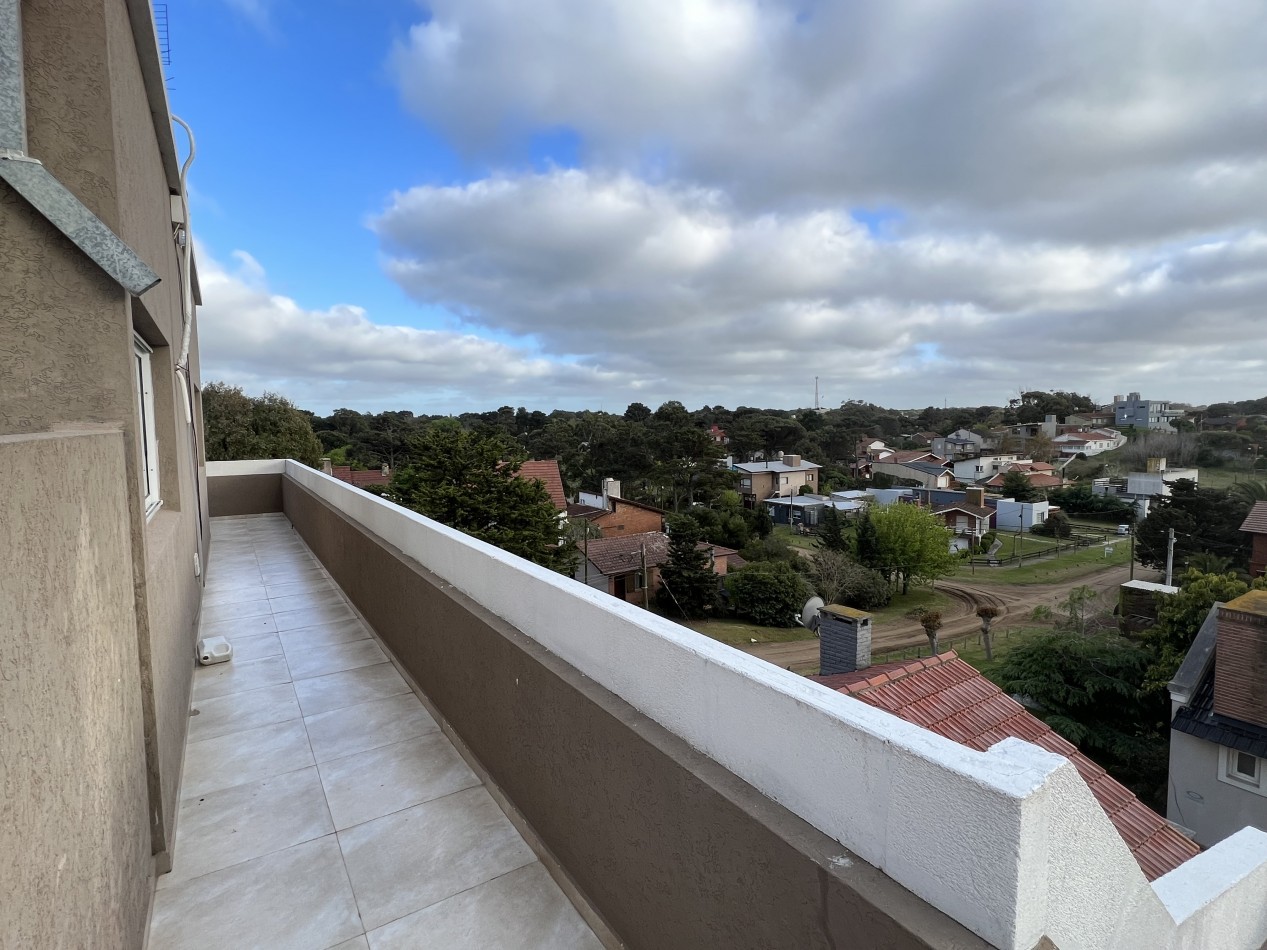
871 627 1023 666
963 530 1120 569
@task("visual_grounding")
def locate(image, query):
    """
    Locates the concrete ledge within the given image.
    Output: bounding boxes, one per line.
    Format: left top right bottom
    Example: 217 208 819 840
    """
282 476 985 950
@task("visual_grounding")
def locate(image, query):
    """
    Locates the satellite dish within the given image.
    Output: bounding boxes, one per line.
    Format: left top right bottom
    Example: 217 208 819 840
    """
799 596 825 632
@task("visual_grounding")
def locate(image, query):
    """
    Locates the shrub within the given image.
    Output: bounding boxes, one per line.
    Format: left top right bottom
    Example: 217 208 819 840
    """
725 562 810 627
838 562 893 611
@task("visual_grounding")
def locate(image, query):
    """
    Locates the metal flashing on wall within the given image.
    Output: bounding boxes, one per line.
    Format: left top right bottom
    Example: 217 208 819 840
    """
0 157 161 296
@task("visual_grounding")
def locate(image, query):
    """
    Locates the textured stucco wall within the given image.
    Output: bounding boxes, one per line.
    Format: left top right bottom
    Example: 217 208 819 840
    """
282 478 985 950
209 472 285 516
1168 731 1267 848
0 430 152 950
5 0 209 873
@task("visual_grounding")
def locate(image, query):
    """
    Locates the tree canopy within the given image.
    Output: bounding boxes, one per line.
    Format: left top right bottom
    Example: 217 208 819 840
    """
388 421 575 574
869 503 957 593
1134 480 1251 572
202 382 322 466
657 516 717 619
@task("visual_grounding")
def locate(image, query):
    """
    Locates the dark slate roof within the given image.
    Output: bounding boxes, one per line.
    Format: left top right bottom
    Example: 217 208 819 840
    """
1241 501 1267 535
585 532 669 576
811 652 1200 880
902 461 952 477
1173 664 1267 759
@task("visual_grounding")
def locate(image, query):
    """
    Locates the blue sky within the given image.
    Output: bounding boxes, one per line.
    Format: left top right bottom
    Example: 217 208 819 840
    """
179 0 1267 416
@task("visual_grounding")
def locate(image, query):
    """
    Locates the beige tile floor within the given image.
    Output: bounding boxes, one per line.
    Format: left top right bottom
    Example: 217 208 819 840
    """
148 513 603 950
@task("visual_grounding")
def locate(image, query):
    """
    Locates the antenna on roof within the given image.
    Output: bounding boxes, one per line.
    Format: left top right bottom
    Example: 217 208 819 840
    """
154 4 171 66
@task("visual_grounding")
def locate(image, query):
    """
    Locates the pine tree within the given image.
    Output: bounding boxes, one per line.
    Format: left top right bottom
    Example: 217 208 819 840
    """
389 421 576 574
816 507 850 552
657 516 717 619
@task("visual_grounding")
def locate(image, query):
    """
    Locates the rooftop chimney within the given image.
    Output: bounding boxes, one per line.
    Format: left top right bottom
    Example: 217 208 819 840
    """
783 454 802 468
965 487 986 507
1146 457 1167 473
601 477 621 508
818 605 873 675
321 458 333 476
1213 591 1267 728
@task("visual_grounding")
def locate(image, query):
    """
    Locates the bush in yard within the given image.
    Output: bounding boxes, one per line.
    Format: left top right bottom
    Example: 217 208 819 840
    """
725 561 809 627
838 562 893 611
1032 510 1072 538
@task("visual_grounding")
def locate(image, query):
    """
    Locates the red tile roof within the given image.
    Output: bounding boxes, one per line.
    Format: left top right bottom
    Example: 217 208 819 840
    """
515 460 567 511
1241 501 1267 535
890 449 947 464
331 466 391 487
811 652 1199 881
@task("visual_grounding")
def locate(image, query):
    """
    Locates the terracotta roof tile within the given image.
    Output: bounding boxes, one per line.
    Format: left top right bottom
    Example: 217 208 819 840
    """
809 655 1200 880
584 532 670 576
515 460 567 511
1241 501 1267 535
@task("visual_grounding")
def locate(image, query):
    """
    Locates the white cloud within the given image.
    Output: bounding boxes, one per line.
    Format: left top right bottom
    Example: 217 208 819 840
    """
391 0 1267 243
370 169 1267 408
195 247 632 414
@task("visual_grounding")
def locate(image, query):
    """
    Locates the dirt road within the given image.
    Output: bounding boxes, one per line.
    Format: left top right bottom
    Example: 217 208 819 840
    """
740 562 1157 673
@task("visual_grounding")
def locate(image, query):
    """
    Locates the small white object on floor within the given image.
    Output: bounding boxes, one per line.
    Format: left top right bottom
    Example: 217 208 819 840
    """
196 635 233 665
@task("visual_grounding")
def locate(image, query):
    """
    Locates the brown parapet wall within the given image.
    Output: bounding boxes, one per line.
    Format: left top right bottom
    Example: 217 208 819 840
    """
281 477 985 950
208 472 283 517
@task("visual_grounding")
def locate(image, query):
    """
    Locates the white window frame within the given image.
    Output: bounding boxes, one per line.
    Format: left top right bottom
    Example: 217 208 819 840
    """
1218 746 1265 797
133 334 161 516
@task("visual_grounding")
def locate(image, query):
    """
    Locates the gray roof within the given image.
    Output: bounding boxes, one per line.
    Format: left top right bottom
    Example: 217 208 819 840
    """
901 461 952 478
734 460 821 474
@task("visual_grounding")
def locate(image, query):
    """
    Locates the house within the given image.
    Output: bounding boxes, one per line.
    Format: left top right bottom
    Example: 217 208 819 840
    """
870 452 954 489
1 0 210 941
912 430 940 447
1052 428 1126 457
515 459 568 512
981 461 1064 492
576 531 670 601
575 532 735 601
994 497 1052 533
1067 409 1118 428
1168 591 1267 848
931 428 985 459
574 477 666 534
951 453 1026 484
931 487 995 548
810 638 1201 882
707 424 729 445
764 493 830 527
329 463 392 488
1243 502 1267 578
1114 392 1184 431
733 453 821 504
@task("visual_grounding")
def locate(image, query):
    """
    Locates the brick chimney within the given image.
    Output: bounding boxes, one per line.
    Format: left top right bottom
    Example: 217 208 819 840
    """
1213 591 1267 728
818 605 873 675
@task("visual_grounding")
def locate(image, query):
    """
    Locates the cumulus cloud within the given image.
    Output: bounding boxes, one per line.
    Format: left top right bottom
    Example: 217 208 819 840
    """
391 0 1267 243
371 169 1267 408
195 247 632 413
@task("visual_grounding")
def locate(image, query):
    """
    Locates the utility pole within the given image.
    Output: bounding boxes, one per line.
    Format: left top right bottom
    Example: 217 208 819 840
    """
1129 524 1135 581
1165 527 1176 586
640 543 649 609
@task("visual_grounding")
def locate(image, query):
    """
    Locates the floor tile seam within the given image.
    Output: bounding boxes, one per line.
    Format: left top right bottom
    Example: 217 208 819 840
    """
285 652 387 686
294 672 416 719
155 823 339 895
179 756 321 806
187 707 304 744
359 856 544 937
322 768 487 835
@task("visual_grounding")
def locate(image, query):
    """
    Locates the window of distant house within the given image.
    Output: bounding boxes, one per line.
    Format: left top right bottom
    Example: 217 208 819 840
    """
133 334 161 516
1219 747 1264 795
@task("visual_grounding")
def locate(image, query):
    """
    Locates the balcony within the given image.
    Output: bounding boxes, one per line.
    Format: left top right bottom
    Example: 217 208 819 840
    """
188 460 1267 950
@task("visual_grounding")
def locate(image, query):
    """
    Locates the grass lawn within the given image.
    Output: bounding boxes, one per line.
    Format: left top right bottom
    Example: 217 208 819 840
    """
866 587 956 625
959 538 1132 585
1195 467 1264 489
772 525 821 551
682 617 816 646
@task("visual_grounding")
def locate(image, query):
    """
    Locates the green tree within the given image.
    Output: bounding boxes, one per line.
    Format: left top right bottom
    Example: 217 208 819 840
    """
853 509 882 569
1142 570 1261 693
202 382 322 466
815 507 850 552
1135 480 1251 572
725 561 809 627
389 421 576 574
1000 470 1041 502
990 630 1167 806
869 503 957 593
657 517 718 619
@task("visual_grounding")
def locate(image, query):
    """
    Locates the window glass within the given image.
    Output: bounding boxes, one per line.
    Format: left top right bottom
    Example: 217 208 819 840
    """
133 334 161 514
